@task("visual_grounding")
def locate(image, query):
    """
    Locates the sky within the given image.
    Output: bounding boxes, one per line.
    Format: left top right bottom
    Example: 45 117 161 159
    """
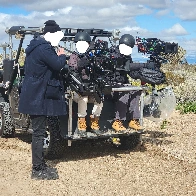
0 0 196 64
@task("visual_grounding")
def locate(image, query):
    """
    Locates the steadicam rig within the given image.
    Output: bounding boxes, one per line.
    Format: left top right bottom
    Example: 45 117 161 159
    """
64 40 118 103
62 33 136 103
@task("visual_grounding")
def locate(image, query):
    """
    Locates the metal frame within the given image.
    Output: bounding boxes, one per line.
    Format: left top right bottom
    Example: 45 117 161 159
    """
66 85 148 146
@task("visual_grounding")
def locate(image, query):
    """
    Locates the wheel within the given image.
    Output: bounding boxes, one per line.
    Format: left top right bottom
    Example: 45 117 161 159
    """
44 116 67 160
114 133 141 150
0 102 15 137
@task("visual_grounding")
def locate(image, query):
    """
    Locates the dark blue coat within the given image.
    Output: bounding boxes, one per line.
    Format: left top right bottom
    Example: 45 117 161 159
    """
18 36 67 116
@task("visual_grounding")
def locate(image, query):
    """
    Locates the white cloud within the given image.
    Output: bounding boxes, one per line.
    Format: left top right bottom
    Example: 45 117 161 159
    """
0 0 195 22
177 38 196 63
0 1 195 63
0 0 169 11
162 23 188 36
42 7 72 17
23 0 122 11
173 0 196 20
57 7 72 15
43 11 55 17
120 26 155 38
156 9 170 16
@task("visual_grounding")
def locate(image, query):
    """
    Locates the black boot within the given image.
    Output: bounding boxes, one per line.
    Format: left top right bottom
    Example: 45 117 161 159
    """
31 164 59 180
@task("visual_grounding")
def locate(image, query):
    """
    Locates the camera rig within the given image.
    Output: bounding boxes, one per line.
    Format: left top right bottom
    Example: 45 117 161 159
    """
136 37 178 65
57 29 131 103
64 34 179 101
63 39 129 103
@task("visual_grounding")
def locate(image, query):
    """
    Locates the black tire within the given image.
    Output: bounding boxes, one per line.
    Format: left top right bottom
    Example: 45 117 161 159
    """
0 102 15 138
114 133 141 150
44 116 67 160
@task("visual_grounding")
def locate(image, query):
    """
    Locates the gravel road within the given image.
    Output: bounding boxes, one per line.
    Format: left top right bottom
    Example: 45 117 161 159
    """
0 111 195 196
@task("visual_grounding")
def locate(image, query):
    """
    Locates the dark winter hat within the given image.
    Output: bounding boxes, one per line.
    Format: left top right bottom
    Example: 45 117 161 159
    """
43 20 61 34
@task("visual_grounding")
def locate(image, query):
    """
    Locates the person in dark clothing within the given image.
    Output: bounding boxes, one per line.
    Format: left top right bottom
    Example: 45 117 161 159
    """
18 20 68 180
112 89 142 131
111 34 146 132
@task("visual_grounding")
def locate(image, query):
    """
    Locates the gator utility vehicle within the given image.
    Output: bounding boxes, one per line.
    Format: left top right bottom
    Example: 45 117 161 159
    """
0 26 152 159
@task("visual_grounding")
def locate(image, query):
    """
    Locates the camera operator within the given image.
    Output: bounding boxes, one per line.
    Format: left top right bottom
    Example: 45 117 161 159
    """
111 34 152 132
68 34 103 136
18 20 69 180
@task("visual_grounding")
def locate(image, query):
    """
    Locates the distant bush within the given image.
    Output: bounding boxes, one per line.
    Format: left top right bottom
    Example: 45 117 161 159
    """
129 46 196 107
176 102 196 114
161 63 196 104
0 48 25 66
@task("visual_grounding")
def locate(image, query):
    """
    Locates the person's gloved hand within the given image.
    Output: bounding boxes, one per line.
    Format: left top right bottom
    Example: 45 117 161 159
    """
60 64 70 76
69 65 76 72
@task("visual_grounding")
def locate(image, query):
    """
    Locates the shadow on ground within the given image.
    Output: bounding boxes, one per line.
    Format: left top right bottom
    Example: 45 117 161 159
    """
48 139 147 168
142 130 174 146
13 129 174 165
14 131 147 163
14 131 32 144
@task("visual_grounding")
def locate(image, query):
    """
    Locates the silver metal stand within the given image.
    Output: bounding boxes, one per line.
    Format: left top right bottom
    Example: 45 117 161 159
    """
140 90 145 126
67 89 73 146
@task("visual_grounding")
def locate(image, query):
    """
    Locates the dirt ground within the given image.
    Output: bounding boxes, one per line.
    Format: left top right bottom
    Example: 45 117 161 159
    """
0 110 195 196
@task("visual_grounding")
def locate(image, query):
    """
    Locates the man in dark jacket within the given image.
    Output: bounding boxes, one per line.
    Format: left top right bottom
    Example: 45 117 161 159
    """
18 20 68 180
111 34 145 132
111 34 163 132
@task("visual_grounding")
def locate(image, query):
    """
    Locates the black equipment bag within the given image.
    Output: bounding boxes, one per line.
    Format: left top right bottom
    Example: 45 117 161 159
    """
129 67 166 85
